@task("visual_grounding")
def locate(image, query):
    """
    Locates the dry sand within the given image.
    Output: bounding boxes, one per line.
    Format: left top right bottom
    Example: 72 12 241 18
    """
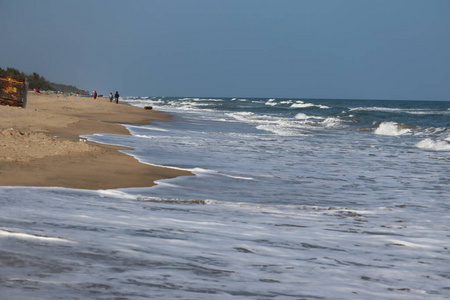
0 92 192 189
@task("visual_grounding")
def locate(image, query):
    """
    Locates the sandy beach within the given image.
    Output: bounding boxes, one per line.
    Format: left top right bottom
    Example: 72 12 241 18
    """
0 92 192 189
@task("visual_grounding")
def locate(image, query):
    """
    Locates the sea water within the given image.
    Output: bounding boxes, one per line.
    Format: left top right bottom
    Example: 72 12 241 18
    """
1 97 449 299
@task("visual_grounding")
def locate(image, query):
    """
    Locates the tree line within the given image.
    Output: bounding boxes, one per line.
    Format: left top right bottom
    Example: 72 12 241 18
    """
0 67 88 95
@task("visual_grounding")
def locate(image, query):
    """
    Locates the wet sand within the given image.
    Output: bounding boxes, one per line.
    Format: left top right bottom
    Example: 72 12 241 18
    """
0 92 192 190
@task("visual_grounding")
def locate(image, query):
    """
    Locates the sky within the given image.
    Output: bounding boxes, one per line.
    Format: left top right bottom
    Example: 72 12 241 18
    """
1 0 449 100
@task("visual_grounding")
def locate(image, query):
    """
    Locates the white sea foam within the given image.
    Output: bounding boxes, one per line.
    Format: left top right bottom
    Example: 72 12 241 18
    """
256 124 307 136
415 138 450 151
408 111 450 115
227 111 312 135
226 111 255 123
350 106 449 115
192 98 223 102
280 100 294 104
131 155 193 173
265 99 278 106
418 127 447 135
294 113 344 129
294 113 325 121
374 122 413 136
0 230 73 243
322 117 342 127
222 174 255 181
190 167 219 175
290 101 330 109
97 190 138 199
127 125 169 132
351 107 413 112
231 110 345 135
291 102 315 108
294 113 310 120
134 134 156 139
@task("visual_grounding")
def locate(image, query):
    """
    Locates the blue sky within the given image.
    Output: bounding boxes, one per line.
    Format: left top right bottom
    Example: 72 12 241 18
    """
1 0 449 100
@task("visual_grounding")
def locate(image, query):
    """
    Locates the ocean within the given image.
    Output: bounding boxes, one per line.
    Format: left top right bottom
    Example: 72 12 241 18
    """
1 97 449 299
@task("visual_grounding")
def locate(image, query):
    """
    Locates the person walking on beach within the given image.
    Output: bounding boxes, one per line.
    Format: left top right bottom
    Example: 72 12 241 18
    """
93 91 97 99
114 91 119 104
109 92 113 102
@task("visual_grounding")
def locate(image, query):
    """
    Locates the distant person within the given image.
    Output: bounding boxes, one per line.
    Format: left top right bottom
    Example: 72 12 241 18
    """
34 87 41 93
109 92 113 102
114 91 119 104
93 91 97 99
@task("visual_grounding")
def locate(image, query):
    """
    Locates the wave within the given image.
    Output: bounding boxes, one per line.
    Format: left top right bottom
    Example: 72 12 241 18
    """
227 110 346 136
226 111 255 123
264 99 330 109
350 106 449 115
261 99 292 105
351 107 414 112
227 112 308 135
290 102 315 108
290 101 330 109
255 124 307 136
255 117 345 135
134 197 371 216
122 97 224 113
137 198 209 205
175 97 224 102
127 125 169 132
296 113 345 127
0 229 73 243
374 122 414 136
322 117 343 127
415 137 450 151
280 100 294 104
265 99 277 106
193 98 224 102
295 113 319 120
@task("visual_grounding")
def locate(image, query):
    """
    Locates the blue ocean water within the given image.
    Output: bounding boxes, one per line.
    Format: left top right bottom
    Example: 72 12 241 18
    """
1 97 449 299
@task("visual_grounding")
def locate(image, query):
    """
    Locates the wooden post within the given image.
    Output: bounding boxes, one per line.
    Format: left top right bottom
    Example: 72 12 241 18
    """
23 78 28 108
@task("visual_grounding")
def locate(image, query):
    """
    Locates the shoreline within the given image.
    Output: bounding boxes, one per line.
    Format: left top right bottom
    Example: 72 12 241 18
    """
0 92 192 190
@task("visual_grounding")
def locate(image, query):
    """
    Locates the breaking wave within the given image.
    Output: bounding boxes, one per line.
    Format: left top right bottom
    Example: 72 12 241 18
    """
290 101 330 109
350 106 450 115
415 138 450 151
374 122 414 136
